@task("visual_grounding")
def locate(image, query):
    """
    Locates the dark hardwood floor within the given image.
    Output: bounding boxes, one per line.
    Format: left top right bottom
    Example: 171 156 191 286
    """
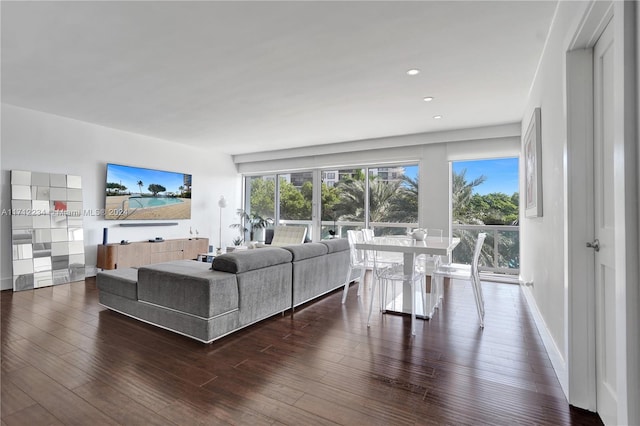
1 275 602 425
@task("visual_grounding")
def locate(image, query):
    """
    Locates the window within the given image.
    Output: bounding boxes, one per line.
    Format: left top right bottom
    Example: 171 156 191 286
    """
244 163 419 241
451 157 519 275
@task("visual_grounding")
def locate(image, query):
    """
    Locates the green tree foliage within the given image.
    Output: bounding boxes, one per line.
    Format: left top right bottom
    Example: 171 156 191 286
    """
147 184 166 196
106 182 127 195
321 183 342 221
452 169 520 269
452 169 519 225
452 169 487 224
323 174 417 227
468 192 519 225
279 178 312 220
368 178 404 223
247 178 276 218
387 175 419 223
331 178 365 221
247 177 337 221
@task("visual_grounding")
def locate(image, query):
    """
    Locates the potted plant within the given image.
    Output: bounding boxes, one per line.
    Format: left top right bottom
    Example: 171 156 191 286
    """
230 209 273 243
226 236 244 253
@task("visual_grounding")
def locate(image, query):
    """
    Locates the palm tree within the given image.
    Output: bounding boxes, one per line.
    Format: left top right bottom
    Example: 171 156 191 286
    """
452 169 486 224
451 169 491 266
332 178 365 222
386 175 418 223
137 180 143 195
368 178 403 223
332 176 408 226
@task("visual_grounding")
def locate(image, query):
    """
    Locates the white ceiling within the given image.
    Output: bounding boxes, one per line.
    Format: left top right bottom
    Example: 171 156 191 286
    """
1 1 557 156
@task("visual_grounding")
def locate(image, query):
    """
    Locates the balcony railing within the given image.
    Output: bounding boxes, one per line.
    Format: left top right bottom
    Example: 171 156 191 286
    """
280 220 418 239
452 224 519 276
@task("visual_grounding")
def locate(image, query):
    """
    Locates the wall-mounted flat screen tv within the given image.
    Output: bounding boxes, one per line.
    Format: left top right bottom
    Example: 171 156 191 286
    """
104 163 192 220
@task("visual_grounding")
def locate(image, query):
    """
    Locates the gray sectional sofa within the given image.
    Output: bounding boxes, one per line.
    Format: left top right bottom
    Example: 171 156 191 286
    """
97 239 351 343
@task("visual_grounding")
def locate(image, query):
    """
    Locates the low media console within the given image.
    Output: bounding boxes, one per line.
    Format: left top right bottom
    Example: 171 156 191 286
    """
97 237 209 270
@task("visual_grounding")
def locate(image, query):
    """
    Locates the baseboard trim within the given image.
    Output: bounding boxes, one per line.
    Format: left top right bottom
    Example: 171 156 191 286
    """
520 284 569 400
1 277 12 291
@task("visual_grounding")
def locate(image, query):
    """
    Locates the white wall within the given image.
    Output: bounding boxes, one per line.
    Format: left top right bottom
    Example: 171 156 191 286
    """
519 1 587 369
1 104 241 290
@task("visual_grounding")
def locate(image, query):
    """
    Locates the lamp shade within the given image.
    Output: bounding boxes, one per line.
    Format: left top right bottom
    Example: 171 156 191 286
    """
218 196 227 209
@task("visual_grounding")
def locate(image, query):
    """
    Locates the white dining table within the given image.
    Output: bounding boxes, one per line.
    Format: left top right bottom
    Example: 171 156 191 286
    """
355 236 460 319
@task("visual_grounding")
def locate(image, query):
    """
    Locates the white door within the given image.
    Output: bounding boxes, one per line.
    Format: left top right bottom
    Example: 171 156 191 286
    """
592 19 616 426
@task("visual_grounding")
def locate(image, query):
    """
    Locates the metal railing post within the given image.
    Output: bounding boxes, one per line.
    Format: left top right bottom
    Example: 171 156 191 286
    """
493 228 499 269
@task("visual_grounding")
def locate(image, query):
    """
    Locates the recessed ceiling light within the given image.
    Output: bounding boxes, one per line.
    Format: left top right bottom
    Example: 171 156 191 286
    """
423 96 434 102
406 69 420 76
433 115 442 119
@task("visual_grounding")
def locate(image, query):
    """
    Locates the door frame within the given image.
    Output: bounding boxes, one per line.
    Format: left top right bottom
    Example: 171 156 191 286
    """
565 1 638 423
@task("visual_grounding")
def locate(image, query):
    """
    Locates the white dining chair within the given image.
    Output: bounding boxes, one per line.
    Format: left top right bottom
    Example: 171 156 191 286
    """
360 228 382 293
406 228 443 315
341 230 374 304
362 228 374 242
367 237 425 336
423 228 444 308
433 232 487 328
414 252 441 317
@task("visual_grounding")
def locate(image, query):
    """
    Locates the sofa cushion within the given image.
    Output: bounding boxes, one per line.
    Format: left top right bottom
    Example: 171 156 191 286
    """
138 260 238 318
97 268 138 300
283 242 328 261
212 247 292 274
321 238 349 253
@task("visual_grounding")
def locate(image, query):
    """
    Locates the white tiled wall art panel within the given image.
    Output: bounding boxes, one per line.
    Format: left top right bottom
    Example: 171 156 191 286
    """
10 170 85 291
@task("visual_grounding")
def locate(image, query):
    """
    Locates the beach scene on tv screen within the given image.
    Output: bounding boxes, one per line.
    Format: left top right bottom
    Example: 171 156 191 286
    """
104 163 191 220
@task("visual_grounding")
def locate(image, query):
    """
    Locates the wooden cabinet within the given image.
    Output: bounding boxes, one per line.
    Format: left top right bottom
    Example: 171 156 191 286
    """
149 239 185 264
183 239 206 261
97 238 209 270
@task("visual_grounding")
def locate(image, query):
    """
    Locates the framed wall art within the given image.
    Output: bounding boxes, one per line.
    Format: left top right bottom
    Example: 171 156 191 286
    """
524 107 542 218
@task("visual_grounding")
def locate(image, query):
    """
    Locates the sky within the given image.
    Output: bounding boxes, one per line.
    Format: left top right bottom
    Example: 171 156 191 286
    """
452 158 519 195
402 158 518 196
